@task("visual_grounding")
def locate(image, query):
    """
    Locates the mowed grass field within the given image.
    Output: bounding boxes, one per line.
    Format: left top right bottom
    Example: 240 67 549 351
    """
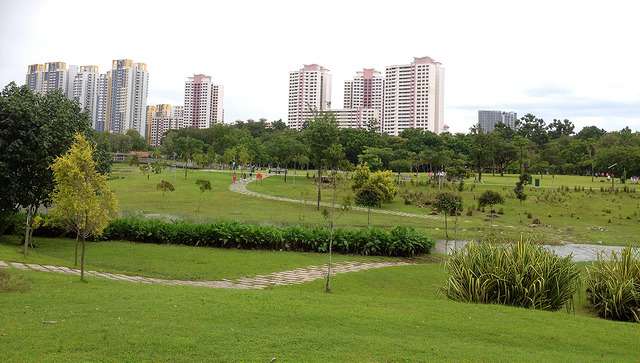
0 237 638 363
108 165 639 246
1 166 639 362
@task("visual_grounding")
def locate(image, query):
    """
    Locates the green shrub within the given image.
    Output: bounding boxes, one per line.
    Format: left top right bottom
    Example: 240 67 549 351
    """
584 246 640 322
440 240 580 311
103 218 434 257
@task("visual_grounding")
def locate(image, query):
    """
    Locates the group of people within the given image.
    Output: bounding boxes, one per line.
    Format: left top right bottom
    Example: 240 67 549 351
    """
232 172 252 184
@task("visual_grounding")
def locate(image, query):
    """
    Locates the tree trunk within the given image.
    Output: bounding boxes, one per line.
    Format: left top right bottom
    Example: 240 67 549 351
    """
367 206 371 226
444 213 449 239
454 214 458 240
519 200 523 224
316 167 322 210
490 213 494 234
80 234 86 281
325 176 337 293
81 215 88 281
23 205 31 258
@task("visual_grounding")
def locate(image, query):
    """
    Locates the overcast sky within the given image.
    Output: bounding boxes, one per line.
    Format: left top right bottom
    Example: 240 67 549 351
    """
1 0 638 134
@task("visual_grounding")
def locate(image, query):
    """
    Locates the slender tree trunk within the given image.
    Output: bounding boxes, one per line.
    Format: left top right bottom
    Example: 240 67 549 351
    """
326 177 337 293
80 234 86 281
444 213 449 239
81 215 88 281
519 200 523 224
316 166 322 210
454 214 458 240
23 205 32 258
490 213 494 234
367 207 371 226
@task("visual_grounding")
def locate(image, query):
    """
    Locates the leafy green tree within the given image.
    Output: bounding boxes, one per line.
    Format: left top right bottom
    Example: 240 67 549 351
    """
110 132 133 153
0 83 91 257
576 125 606 141
478 190 505 234
123 153 140 171
389 158 412 182
304 110 340 210
516 114 549 147
126 129 147 151
433 192 463 239
355 182 384 226
369 170 398 203
547 119 575 140
357 151 383 171
321 171 350 293
491 135 517 176
49 134 118 280
468 127 493 182
174 136 205 179
195 179 212 212
514 173 530 224
351 163 371 192
156 180 175 209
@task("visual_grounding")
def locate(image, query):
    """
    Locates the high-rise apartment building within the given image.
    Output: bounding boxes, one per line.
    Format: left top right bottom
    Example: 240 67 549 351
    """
147 104 185 147
344 68 384 111
383 56 444 136
287 64 332 130
183 74 223 129
106 59 149 137
72 66 102 129
336 68 384 130
477 110 518 133
25 62 77 98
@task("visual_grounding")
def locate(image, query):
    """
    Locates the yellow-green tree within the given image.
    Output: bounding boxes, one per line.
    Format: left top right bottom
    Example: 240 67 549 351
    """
49 134 118 280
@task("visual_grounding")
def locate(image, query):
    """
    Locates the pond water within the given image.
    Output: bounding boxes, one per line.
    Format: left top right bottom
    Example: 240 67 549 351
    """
433 240 627 262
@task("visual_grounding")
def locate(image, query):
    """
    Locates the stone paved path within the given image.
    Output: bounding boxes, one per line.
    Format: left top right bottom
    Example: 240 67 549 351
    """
0 260 412 290
228 173 443 221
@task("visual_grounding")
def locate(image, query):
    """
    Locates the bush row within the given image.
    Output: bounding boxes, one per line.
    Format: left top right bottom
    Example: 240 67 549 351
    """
101 218 434 257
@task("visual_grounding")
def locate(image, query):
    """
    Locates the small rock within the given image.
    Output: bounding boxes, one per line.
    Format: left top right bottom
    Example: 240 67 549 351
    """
567 226 574 231
528 224 538 228
597 241 603 244
429 211 438 215
532 218 541 224
483 218 491 222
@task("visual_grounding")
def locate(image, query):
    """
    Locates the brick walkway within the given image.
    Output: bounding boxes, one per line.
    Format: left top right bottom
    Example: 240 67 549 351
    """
0 260 412 290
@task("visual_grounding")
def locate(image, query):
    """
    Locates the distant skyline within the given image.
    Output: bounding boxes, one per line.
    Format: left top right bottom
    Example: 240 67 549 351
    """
1 0 638 134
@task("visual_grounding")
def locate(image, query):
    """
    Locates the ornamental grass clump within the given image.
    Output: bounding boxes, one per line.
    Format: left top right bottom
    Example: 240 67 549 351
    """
584 245 640 322
440 240 580 311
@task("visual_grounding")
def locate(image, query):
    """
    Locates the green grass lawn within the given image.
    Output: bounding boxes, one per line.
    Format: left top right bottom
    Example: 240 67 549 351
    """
3 166 636 362
108 166 639 246
1 254 637 363
0 236 398 281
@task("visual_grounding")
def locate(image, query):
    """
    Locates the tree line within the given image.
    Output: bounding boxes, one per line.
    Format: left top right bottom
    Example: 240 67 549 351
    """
99 112 640 181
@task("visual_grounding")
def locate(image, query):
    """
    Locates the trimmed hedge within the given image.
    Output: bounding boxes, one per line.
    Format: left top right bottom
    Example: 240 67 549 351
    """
102 218 434 257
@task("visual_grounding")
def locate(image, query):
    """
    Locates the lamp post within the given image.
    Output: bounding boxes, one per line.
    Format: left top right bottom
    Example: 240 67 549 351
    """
608 163 617 191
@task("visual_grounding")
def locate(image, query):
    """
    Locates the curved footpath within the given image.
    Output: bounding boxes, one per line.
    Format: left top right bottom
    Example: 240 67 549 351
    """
228 173 443 221
2 173 626 288
230 173 629 263
0 260 412 290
